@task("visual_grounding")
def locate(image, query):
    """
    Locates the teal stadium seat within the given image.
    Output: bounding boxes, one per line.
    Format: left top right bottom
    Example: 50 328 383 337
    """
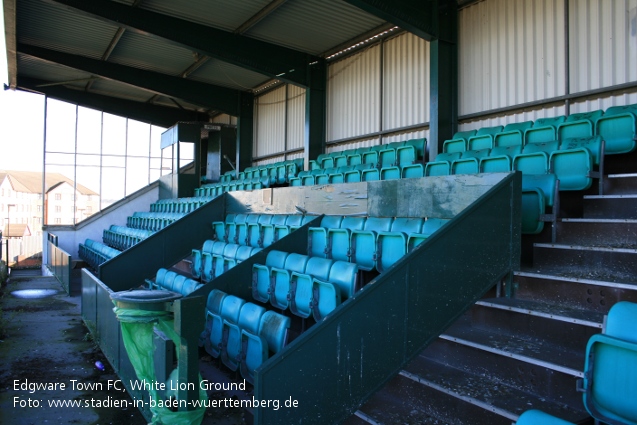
240 311 290 384
451 149 490 175
596 103 637 154
442 130 476 153
210 295 244 359
402 164 424 178
467 125 503 150
493 121 533 148
308 215 344 258
480 146 522 173
376 218 424 273
396 138 426 166
201 289 227 356
221 302 265 372
312 261 358 320
557 110 603 141
350 217 394 271
270 253 309 309
524 115 566 145
380 166 401 180
252 250 289 303
512 141 559 175
425 152 462 176
407 218 450 251
289 257 334 319
327 216 367 262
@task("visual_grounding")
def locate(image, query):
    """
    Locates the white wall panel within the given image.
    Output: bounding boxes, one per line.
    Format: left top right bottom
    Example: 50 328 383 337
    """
326 138 380 153
459 0 566 115
570 92 637 114
254 86 286 157
569 0 637 93
287 85 306 151
253 155 284 167
327 45 381 141
212 114 237 125
383 129 429 144
383 33 430 130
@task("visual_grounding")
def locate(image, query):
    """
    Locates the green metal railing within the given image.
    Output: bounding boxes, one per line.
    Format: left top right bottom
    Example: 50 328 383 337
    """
99 194 225 291
47 233 72 295
252 173 521 424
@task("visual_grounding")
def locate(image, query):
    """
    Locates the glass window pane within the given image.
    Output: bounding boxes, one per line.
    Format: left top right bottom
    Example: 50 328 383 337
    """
102 113 126 156
46 99 76 153
127 120 150 157
101 167 125 210
77 107 102 154
126 156 150 195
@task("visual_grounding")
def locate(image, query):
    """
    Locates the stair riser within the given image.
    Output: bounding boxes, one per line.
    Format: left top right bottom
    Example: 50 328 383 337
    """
603 176 637 195
421 339 583 409
583 197 637 219
556 221 637 246
533 246 637 279
514 275 637 314
470 305 599 353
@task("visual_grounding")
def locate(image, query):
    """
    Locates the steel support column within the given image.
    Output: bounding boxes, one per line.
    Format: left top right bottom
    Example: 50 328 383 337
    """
237 92 254 173
304 61 327 170
429 0 457 160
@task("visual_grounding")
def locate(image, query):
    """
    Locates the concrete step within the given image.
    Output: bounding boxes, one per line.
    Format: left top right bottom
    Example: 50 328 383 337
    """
603 173 637 195
583 194 637 219
557 218 637 247
533 243 637 284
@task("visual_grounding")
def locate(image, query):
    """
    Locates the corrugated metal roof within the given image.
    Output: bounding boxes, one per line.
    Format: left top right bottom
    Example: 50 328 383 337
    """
88 79 156 103
17 0 119 60
140 0 273 33
107 31 196 76
187 58 270 91
245 0 386 55
17 54 94 84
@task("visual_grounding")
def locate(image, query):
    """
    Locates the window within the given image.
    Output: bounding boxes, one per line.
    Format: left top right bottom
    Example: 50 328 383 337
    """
55 193 62 200
55 206 62 213
54 218 61 224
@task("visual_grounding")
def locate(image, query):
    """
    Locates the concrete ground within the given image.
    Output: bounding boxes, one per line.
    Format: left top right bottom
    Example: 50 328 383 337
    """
0 270 146 425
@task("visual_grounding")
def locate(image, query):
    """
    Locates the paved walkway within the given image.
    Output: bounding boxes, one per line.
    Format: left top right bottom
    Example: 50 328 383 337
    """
0 271 146 425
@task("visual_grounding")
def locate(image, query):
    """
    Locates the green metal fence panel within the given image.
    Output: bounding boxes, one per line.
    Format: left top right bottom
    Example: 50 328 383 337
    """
99 194 226 291
253 173 521 425
47 236 72 295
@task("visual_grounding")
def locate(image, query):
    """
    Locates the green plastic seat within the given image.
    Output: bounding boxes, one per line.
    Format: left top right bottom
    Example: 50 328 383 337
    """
493 121 533 147
480 146 522 173
407 218 449 251
376 218 424 273
396 138 426 166
350 217 394 271
252 250 289 303
402 164 424 178
451 149 490 175
516 410 574 425
201 289 227 356
308 216 344 258
240 311 290 384
558 110 603 141
596 106 637 154
327 217 367 262
221 302 264 372
210 295 244 361
442 130 475 154
270 253 309 310
425 152 461 176
290 257 334 319
362 168 380 181
467 125 503 150
380 166 401 180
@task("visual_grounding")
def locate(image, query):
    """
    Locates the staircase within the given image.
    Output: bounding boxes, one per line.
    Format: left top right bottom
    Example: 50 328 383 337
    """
348 159 637 424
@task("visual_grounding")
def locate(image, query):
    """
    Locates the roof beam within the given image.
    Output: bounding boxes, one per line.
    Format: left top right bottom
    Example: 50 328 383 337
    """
234 0 289 35
15 77 209 127
3 0 17 89
46 0 319 86
18 43 242 116
343 0 440 41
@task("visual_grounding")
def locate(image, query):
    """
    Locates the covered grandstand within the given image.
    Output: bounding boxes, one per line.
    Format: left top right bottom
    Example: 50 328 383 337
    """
3 0 637 424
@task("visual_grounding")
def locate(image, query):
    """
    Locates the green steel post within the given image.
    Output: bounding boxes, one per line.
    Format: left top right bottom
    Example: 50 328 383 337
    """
237 92 254 173
174 296 204 411
304 60 326 171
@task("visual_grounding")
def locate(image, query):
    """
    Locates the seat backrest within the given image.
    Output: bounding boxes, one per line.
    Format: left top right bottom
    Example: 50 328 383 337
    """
305 257 334 282
238 303 266 335
605 104 637 116
503 121 533 132
257 214 273 225
475 125 503 136
422 218 450 237
566 109 603 124
155 268 168 285
234 213 248 224
605 301 637 343
270 215 288 226
320 215 343 229
328 261 359 299
341 216 366 231
533 116 566 127
435 152 462 162
212 241 226 256
362 217 394 232
235 245 255 263
390 217 424 234
259 311 290 354
460 149 490 160
284 253 309 274
222 243 241 259
490 145 522 158
522 141 559 155
206 289 227 314
220 295 245 324
265 250 290 268
452 130 476 140
285 215 303 227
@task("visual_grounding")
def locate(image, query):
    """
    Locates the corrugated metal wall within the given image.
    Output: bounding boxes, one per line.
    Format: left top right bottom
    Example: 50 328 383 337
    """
254 86 286 158
327 44 381 141
569 0 637 93
458 0 566 116
287 85 306 152
212 114 237 125
383 33 430 130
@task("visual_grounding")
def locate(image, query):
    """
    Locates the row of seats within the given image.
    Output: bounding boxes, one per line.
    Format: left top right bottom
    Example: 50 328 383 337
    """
240 158 305 185
252 250 359 321
190 241 263 283
444 104 636 154
517 301 637 425
310 138 426 170
126 212 185 231
195 176 272 197
150 196 215 213
212 214 316 247
102 225 154 251
290 163 428 186
78 239 121 270
307 216 449 272
432 135 603 191
201 289 290 384
146 268 203 295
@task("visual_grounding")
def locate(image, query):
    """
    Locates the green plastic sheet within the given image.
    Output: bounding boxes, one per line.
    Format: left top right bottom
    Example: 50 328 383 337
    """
113 306 207 425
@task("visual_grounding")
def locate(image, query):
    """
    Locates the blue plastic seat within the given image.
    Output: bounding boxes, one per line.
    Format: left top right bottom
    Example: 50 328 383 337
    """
350 217 393 271
408 218 450 251
558 110 603 141
425 152 461 176
270 253 309 310
451 149 490 175
380 166 401 180
379 147 398 168
201 289 227 356
467 125 503 150
362 168 380 181
240 311 290 384
327 216 367 261
596 104 637 154
328 166 351 184
524 116 566 145
550 136 599 191
344 163 374 183
376 218 424 273
516 410 574 425
512 141 559 175
442 130 475 154
221 302 265 372
211 295 244 361
493 121 533 148
260 215 288 247
480 146 522 173
252 250 289 303
313 261 359 320
316 167 338 185
396 138 426 166
308 215 343 258
401 164 424 179
362 145 384 167
289 257 334 319
190 240 214 278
